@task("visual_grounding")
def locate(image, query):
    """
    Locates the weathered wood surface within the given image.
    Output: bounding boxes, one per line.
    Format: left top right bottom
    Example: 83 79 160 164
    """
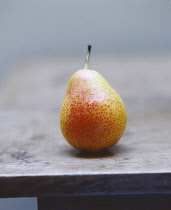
0 54 171 197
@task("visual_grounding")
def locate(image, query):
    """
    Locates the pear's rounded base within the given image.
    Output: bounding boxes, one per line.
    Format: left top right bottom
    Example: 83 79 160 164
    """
65 137 122 153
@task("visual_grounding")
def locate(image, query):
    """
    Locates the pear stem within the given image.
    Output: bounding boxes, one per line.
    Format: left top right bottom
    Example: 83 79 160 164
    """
84 45 92 69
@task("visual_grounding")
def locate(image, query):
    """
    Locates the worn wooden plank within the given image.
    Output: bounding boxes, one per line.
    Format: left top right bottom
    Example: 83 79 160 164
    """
1 173 171 198
0 54 171 197
0 108 171 176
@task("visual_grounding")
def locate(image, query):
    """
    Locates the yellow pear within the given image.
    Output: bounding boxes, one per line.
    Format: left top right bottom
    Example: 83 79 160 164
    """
60 45 127 152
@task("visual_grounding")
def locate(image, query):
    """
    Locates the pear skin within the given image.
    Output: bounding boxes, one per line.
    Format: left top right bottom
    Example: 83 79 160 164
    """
60 46 127 152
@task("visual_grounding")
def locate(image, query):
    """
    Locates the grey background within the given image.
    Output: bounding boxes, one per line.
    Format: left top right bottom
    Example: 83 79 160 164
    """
1 0 171 75
0 198 37 210
0 0 171 209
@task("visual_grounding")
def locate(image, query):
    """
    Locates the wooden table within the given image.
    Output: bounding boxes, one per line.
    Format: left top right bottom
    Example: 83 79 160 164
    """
0 54 171 209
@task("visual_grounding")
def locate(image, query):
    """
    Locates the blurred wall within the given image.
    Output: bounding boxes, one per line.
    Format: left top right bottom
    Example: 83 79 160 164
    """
0 198 37 210
1 0 171 74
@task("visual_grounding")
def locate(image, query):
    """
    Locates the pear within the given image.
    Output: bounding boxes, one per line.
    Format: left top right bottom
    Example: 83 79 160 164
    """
60 45 127 152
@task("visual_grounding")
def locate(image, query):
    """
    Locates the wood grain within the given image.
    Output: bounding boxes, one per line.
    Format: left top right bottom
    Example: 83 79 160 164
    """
0 54 171 197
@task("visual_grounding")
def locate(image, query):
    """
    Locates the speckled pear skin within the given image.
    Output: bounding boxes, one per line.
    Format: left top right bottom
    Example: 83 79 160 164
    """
60 69 127 152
